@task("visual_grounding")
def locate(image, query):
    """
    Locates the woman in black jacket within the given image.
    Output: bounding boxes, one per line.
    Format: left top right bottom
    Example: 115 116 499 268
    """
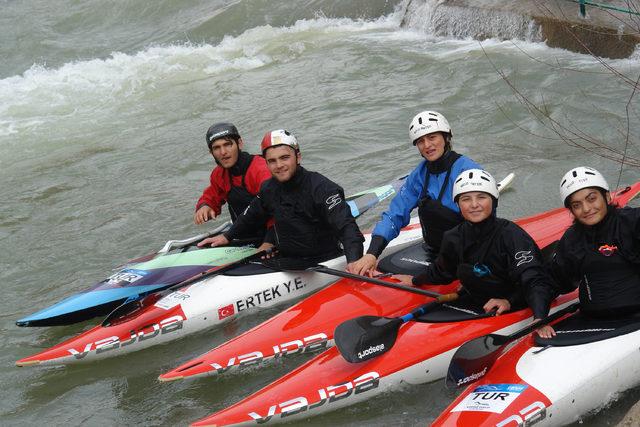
539 167 640 338
394 169 555 321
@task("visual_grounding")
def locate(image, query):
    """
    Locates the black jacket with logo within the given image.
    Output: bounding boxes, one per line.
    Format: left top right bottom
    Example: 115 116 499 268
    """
413 216 555 319
224 166 364 263
551 207 640 314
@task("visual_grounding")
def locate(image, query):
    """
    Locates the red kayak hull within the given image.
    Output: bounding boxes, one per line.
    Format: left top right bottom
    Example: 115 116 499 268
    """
161 206 573 382
189 182 640 426
191 294 577 426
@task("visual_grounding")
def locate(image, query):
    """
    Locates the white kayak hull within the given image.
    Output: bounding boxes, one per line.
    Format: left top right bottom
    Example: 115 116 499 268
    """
16 221 423 366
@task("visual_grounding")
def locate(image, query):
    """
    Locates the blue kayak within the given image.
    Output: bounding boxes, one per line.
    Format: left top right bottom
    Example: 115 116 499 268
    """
16 246 256 326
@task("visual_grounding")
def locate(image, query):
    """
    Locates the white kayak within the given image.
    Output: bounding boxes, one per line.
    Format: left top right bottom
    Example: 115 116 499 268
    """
16 220 423 366
434 310 640 426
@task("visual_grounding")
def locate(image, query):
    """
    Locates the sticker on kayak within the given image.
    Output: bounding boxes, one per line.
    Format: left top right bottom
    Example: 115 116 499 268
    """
154 290 190 310
217 303 235 320
106 269 149 285
452 384 528 414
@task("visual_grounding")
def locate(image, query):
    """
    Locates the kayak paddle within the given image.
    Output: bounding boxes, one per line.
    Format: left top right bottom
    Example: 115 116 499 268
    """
309 265 447 298
445 302 580 388
334 293 459 363
101 249 269 326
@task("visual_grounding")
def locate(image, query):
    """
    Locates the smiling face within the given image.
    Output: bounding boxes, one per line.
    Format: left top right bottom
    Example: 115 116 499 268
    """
264 145 300 183
414 132 446 162
568 188 611 226
210 137 243 169
457 191 494 223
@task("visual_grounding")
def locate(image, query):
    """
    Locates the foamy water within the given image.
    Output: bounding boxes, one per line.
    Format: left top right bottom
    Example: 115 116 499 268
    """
2 1 639 426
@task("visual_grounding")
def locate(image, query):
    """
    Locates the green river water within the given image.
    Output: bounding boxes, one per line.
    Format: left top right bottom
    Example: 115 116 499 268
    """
1 0 639 425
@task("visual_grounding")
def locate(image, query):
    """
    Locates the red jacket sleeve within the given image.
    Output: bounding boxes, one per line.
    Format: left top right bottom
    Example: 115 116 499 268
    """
245 156 275 232
196 168 226 215
244 156 272 194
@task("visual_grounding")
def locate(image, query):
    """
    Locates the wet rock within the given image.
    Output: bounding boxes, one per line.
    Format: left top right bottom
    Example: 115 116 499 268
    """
402 0 640 58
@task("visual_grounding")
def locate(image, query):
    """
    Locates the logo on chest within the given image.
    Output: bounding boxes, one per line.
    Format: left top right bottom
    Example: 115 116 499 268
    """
598 244 618 256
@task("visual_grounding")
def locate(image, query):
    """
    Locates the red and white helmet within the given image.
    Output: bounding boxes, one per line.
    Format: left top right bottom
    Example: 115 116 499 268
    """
261 129 300 156
559 166 609 207
452 169 500 201
409 111 452 145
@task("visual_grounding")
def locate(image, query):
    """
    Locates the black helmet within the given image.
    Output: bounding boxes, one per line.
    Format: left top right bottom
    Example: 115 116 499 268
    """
205 122 240 150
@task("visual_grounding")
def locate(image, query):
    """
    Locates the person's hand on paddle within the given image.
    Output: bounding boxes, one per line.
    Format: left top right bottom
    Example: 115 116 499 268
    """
198 234 229 247
345 262 361 274
194 205 217 224
257 242 277 259
350 254 378 277
535 323 556 339
484 298 510 315
393 274 414 286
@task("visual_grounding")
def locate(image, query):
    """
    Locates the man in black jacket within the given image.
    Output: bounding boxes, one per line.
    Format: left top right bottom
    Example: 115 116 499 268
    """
198 129 364 272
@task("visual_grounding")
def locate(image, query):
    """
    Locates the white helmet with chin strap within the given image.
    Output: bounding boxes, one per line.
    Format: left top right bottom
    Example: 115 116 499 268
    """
453 169 500 201
559 166 609 207
409 111 452 145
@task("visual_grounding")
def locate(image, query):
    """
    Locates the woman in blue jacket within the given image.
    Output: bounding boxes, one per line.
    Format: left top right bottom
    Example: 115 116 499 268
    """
351 111 481 276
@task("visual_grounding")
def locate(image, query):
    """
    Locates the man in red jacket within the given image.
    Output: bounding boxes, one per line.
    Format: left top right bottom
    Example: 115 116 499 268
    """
194 123 271 232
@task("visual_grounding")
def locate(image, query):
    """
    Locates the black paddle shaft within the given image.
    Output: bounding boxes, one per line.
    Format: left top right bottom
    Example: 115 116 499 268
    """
309 265 444 298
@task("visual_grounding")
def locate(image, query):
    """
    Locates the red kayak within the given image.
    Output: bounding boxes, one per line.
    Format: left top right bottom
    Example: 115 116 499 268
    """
160 205 571 383
191 295 577 427
186 183 640 426
432 184 640 427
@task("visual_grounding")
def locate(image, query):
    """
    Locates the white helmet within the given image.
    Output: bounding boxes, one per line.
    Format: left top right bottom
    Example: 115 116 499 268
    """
559 166 609 207
453 169 500 201
409 111 452 145
261 129 300 156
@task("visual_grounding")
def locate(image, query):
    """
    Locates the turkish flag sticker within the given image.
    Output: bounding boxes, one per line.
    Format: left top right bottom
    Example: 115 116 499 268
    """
218 304 235 320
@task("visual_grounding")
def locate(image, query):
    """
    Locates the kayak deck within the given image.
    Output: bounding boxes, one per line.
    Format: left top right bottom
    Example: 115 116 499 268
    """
191 294 578 426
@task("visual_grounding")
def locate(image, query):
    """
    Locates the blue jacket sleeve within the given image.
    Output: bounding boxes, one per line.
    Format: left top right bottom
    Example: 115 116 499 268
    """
367 155 482 257
367 164 425 256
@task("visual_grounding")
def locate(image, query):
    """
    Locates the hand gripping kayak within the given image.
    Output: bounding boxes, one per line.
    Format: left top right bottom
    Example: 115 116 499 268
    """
445 301 580 388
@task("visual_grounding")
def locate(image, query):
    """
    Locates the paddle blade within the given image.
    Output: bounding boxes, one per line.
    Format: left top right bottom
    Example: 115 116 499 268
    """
445 334 503 389
334 315 402 363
